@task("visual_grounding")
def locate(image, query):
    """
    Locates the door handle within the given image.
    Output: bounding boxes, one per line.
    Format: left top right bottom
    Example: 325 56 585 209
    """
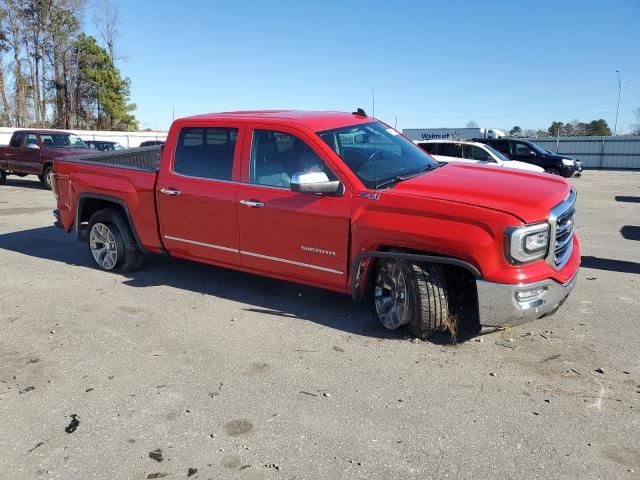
240 199 265 208
160 188 181 196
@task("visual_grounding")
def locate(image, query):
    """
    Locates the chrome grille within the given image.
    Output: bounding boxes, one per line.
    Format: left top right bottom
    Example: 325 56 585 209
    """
546 189 577 269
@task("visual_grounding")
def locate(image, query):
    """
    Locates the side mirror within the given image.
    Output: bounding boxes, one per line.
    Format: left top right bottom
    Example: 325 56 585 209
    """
290 171 342 195
529 150 537 156
27 143 40 150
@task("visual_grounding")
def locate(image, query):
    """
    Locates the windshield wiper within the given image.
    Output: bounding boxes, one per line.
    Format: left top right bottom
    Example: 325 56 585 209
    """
374 164 442 189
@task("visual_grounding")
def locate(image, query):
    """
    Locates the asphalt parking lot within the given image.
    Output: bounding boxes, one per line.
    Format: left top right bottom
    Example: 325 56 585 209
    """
0 171 638 479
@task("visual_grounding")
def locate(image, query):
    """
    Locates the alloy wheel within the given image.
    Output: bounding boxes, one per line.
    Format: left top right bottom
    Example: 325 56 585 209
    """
89 223 118 270
374 260 410 330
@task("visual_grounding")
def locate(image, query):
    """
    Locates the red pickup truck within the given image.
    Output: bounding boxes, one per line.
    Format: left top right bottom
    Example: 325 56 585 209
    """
0 129 92 189
52 110 580 338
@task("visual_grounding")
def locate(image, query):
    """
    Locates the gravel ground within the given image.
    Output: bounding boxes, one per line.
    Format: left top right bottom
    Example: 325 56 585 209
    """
0 171 638 479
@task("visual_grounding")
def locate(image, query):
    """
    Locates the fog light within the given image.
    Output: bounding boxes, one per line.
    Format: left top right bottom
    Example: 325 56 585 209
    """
516 286 547 302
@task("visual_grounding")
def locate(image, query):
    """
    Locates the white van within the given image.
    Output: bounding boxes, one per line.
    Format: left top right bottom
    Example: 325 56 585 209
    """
416 140 544 173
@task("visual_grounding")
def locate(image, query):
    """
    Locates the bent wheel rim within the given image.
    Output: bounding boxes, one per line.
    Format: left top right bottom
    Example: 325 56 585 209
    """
374 260 410 330
89 223 118 270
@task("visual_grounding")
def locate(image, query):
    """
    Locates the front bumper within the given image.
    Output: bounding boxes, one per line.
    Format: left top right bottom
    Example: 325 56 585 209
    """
476 272 578 327
561 161 582 177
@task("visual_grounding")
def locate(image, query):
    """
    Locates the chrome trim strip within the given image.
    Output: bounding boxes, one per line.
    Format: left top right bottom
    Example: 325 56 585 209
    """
545 188 577 269
241 250 344 275
163 235 239 253
163 235 343 275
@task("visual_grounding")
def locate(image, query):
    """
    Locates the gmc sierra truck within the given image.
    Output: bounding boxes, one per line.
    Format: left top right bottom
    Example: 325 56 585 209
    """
0 129 92 189
52 110 580 338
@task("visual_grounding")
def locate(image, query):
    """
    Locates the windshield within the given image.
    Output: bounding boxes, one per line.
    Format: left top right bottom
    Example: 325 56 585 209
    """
40 133 88 149
318 122 438 189
484 144 511 162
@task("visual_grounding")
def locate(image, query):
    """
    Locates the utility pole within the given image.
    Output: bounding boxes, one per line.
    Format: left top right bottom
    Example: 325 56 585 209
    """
371 88 375 118
614 70 624 136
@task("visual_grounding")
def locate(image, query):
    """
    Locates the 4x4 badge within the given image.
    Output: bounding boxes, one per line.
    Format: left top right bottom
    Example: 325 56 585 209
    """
358 192 380 201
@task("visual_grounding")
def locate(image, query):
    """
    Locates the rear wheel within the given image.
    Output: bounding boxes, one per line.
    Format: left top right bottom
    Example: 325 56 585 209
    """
87 208 144 272
374 258 450 339
39 165 53 189
0 170 6 185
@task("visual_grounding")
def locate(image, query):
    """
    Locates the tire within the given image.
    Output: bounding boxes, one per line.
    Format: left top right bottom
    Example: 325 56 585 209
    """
373 258 450 339
544 168 560 176
40 165 53 189
0 170 6 185
87 208 144 272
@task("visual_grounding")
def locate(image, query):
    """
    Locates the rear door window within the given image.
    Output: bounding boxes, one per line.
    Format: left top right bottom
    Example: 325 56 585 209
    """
418 143 436 154
173 127 238 180
438 143 462 158
492 141 511 155
10 132 24 148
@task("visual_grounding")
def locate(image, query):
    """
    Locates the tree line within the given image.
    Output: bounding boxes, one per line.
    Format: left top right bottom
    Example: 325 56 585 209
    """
508 119 614 138
0 0 137 131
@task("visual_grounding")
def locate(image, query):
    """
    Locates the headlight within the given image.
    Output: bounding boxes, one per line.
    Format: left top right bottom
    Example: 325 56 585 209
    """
562 158 574 166
505 223 550 264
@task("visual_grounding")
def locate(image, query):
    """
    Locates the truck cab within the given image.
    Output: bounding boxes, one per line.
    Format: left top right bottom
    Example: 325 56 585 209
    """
0 129 92 188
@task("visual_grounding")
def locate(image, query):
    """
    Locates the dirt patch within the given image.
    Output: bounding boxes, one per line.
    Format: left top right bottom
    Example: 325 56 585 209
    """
224 419 253 436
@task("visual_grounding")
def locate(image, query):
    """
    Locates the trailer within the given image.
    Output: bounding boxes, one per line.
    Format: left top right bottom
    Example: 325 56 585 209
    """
403 127 506 141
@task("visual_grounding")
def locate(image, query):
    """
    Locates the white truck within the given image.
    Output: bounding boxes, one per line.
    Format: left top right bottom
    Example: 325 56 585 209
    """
402 127 506 141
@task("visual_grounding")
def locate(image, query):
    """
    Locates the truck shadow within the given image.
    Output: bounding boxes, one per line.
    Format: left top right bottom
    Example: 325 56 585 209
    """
0 225 473 343
581 255 640 274
1 177 48 190
621 225 640 242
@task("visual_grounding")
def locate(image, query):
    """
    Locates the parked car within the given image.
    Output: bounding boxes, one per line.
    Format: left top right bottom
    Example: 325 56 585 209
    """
139 140 165 147
0 129 92 189
52 110 579 339
474 138 582 177
85 140 125 151
416 140 544 173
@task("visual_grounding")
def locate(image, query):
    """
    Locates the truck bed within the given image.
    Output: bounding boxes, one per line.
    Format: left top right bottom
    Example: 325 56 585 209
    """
54 147 164 253
60 145 162 172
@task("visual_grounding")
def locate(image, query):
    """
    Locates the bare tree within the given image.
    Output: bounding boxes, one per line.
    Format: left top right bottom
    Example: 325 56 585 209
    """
93 0 120 64
0 8 11 124
4 0 28 126
466 120 479 128
633 108 640 135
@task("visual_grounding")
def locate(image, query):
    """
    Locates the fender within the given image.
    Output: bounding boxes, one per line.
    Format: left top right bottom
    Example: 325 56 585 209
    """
351 251 482 302
76 193 147 253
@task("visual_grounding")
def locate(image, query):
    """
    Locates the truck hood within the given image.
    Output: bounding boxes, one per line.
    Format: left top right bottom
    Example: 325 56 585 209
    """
543 151 576 161
45 147 93 157
390 163 571 223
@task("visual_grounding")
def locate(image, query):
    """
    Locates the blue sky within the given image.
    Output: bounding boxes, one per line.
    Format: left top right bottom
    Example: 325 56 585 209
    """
88 0 640 132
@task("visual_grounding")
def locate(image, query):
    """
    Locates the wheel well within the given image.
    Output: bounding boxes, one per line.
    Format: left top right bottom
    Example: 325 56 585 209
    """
78 198 125 224
362 247 480 338
76 196 145 252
